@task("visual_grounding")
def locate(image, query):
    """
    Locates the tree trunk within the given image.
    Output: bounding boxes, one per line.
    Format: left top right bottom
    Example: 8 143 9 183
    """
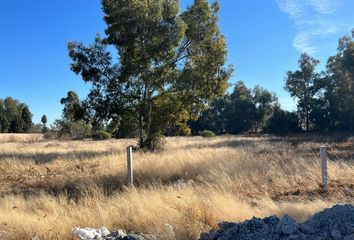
139 78 154 151
146 100 152 138
138 112 144 148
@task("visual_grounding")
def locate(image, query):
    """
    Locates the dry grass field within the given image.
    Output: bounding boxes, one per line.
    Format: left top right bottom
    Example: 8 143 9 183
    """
0 135 353 239
0 134 43 143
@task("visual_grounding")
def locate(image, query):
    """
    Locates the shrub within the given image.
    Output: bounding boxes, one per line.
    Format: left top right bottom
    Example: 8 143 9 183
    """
70 121 92 140
201 130 216 138
51 119 91 140
43 131 58 140
92 130 112 140
140 132 166 152
30 124 43 133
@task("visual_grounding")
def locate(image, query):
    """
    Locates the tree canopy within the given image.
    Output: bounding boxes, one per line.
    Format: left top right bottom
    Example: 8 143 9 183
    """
0 97 33 133
189 81 280 134
68 0 232 150
285 53 322 131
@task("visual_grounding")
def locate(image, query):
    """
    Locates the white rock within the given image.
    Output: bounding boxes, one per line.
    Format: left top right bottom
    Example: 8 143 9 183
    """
164 223 175 239
72 226 110 240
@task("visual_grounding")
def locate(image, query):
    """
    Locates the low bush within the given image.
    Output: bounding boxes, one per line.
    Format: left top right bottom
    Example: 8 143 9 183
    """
92 130 112 140
201 130 216 138
143 132 166 152
71 122 92 140
43 131 58 140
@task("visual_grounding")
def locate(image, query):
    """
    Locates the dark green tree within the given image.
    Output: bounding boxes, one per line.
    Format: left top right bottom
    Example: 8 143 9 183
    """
57 91 91 139
60 91 85 122
0 99 6 133
285 53 321 131
189 96 228 134
68 0 232 150
41 115 48 132
225 81 256 134
252 86 278 132
325 30 354 130
20 106 32 132
0 97 33 133
4 97 21 133
266 107 301 134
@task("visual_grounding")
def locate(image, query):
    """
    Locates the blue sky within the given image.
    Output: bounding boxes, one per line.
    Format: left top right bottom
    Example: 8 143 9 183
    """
0 0 353 124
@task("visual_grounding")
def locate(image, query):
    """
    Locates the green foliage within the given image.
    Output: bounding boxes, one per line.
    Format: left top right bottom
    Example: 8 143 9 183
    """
43 131 59 140
20 106 32 133
225 81 256 134
60 91 86 122
71 121 92 140
325 30 354 130
30 123 43 134
266 107 301 134
52 119 91 140
0 97 33 133
68 0 232 151
152 94 191 136
285 53 322 131
279 29 354 132
252 86 278 131
92 130 112 140
192 30 354 135
111 114 140 138
190 97 228 135
53 92 91 140
201 130 216 138
190 81 278 135
143 132 166 152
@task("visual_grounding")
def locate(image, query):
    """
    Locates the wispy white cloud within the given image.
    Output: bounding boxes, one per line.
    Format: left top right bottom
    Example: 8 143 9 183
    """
308 0 340 14
276 0 343 54
277 0 307 19
293 32 317 54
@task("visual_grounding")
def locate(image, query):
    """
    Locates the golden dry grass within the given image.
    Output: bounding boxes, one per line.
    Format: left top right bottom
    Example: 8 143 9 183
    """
0 134 43 143
0 135 353 239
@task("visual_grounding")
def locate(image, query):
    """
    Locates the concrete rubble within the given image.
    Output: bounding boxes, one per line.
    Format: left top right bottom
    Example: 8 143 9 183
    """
200 204 354 240
72 205 354 240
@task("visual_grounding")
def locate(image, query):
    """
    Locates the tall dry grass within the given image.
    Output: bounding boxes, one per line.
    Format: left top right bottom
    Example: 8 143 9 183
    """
0 133 43 143
0 135 353 239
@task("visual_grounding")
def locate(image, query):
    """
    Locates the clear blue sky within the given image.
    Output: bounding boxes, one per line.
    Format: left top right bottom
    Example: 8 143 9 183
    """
1 0 353 124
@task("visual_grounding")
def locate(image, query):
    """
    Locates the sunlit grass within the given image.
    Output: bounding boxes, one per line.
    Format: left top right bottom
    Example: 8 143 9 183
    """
0 135 353 239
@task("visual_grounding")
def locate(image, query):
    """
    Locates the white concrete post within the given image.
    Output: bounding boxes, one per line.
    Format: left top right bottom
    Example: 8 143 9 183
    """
127 146 134 187
320 146 328 192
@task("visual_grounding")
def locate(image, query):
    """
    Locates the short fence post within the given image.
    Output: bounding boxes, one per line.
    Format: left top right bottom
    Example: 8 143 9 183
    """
320 146 328 192
127 146 134 187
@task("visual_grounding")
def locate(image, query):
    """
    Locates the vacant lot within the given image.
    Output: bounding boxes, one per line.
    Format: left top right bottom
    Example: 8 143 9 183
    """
0 135 353 239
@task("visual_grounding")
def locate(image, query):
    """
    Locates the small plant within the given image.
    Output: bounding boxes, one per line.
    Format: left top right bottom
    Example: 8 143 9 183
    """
201 130 216 138
92 130 112 140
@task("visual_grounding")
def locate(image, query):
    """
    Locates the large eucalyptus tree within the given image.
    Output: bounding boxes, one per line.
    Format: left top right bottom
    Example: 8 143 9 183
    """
68 0 232 150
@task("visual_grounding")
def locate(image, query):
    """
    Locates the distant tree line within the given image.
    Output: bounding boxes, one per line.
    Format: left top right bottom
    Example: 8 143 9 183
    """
191 29 354 134
0 97 33 133
188 81 301 135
